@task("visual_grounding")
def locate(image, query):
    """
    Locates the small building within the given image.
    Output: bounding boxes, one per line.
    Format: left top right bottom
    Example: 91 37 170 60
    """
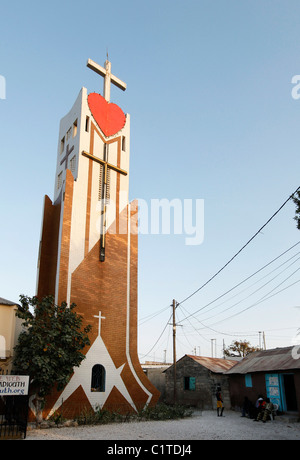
225 346 300 416
164 355 239 409
0 297 23 373
142 362 172 401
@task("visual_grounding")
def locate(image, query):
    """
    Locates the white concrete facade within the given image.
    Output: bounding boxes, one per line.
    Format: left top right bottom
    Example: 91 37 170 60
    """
53 87 130 305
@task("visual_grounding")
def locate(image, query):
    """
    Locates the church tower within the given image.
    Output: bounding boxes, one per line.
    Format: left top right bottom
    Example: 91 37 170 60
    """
36 58 160 419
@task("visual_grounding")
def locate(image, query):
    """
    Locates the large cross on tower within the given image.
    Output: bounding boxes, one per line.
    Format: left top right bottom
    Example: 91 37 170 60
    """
82 148 127 261
82 56 127 262
85 56 127 262
87 57 127 102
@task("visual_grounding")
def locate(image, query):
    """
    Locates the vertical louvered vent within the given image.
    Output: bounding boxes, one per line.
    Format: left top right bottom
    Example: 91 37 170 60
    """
98 165 110 201
57 171 62 190
70 156 76 174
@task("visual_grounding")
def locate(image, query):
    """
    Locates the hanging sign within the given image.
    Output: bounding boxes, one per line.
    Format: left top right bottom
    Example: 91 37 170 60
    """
0 375 29 396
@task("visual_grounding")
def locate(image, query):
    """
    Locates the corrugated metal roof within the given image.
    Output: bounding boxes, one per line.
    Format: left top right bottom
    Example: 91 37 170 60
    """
225 346 300 374
0 297 18 306
186 355 240 373
142 364 171 369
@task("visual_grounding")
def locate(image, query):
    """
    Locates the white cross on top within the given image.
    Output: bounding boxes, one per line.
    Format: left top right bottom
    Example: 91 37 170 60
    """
87 58 127 102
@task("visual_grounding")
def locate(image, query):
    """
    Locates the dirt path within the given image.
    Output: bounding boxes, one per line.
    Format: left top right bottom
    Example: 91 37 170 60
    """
25 410 300 441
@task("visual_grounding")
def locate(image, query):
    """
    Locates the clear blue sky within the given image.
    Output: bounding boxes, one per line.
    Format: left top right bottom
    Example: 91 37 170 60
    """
1 0 300 361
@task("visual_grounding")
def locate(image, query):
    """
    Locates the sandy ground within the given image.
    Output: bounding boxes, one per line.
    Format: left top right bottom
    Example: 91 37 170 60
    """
25 410 300 441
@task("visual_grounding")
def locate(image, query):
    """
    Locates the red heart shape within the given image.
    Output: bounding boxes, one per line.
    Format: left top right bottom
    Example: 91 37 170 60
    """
88 92 126 137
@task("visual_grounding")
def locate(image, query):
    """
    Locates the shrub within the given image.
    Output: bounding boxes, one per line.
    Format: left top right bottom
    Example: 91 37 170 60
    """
75 403 193 426
137 403 193 421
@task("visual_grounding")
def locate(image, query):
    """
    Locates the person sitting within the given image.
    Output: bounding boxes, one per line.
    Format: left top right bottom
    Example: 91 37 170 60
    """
256 398 274 423
241 396 253 418
253 397 266 421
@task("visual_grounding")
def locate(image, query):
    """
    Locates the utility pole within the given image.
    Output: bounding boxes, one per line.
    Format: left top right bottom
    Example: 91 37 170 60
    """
172 299 177 404
211 339 216 358
263 331 266 350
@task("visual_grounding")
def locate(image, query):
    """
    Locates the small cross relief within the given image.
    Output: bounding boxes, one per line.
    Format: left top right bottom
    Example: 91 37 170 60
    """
93 311 106 336
60 144 74 170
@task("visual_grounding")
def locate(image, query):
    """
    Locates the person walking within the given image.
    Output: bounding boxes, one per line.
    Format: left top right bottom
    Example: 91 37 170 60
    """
216 386 224 416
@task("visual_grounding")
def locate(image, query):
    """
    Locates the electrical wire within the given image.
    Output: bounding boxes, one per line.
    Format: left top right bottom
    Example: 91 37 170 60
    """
177 185 300 307
198 255 300 323
139 243 300 358
138 304 170 325
179 264 300 336
139 187 300 358
177 240 300 324
177 304 214 343
203 276 300 328
139 311 172 359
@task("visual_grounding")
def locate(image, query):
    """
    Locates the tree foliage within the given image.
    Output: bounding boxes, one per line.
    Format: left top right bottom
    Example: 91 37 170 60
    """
224 340 260 358
293 190 300 230
13 295 92 398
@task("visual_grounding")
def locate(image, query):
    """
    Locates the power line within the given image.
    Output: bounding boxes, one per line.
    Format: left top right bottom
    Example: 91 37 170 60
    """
139 242 300 358
203 276 300 328
139 311 172 359
177 240 300 324
140 241 300 329
199 254 300 323
138 304 170 325
177 185 300 307
138 188 300 328
139 187 300 358
178 262 300 335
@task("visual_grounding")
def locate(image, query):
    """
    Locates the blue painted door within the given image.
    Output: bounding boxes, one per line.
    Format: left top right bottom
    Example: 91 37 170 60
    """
265 373 283 411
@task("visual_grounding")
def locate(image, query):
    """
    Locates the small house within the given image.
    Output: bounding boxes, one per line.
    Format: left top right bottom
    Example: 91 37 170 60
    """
225 346 300 416
0 297 23 373
164 355 239 409
142 362 172 401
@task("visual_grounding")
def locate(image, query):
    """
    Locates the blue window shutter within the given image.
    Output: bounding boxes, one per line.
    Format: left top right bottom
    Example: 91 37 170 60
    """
190 377 196 390
245 374 252 388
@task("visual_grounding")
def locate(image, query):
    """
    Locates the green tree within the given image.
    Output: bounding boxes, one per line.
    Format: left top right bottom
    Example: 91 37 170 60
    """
293 190 300 230
224 340 260 358
13 295 91 421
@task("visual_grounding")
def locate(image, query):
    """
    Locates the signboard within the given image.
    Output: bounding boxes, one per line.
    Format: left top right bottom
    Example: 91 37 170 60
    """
0 375 29 396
